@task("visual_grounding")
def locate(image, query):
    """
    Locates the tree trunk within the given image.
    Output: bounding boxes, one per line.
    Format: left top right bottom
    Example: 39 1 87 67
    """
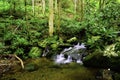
76 0 84 21
24 0 27 20
74 0 77 14
49 0 54 36
55 0 58 13
32 0 35 16
42 0 45 15
80 0 84 21
57 0 61 35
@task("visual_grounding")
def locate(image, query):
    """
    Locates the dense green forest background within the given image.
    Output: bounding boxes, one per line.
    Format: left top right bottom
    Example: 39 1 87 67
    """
0 0 120 59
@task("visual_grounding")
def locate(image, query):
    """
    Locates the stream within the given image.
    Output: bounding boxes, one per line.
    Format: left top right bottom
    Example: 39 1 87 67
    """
0 58 99 80
0 43 117 80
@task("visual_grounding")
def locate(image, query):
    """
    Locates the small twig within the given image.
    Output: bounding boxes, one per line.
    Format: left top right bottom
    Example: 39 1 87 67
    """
14 54 24 69
13 25 20 34
0 64 12 66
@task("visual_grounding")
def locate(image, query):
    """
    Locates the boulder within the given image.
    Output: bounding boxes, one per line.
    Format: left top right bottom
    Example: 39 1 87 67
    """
83 50 111 68
67 37 77 43
110 56 120 72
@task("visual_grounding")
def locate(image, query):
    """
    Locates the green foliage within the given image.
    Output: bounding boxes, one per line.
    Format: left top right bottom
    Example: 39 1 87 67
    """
0 42 4 48
82 1 120 51
114 73 120 80
4 32 14 41
60 19 85 38
104 44 118 57
28 47 42 58
0 1 10 13
12 36 29 47
115 42 120 55
38 35 59 48
0 0 120 59
15 48 24 55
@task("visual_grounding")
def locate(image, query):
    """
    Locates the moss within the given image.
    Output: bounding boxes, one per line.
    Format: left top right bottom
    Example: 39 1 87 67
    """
24 63 39 72
1 58 98 80
83 50 111 68
67 37 78 43
110 56 120 72
114 73 120 80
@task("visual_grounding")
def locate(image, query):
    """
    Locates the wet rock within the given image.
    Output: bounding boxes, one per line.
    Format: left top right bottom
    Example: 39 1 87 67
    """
83 50 111 68
110 56 120 72
54 43 86 64
67 37 77 43
113 72 120 80
24 63 39 72
95 69 113 80
102 69 113 80
9 78 17 80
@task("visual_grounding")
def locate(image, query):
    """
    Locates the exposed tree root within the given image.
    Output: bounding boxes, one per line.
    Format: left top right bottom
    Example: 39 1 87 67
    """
14 54 24 69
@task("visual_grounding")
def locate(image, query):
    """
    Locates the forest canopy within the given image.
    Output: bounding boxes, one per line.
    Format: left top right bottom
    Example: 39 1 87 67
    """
0 0 120 59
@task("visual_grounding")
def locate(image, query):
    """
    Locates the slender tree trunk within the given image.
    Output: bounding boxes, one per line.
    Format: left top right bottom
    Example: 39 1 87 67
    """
80 0 84 21
9 0 12 16
99 0 102 10
24 0 27 20
49 0 54 36
76 0 84 21
32 0 35 16
13 0 16 14
55 0 58 13
42 0 45 15
74 0 77 14
57 0 61 35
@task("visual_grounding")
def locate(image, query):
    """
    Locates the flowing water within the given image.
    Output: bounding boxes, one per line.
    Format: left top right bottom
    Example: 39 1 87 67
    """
0 58 98 80
54 43 86 64
0 43 106 80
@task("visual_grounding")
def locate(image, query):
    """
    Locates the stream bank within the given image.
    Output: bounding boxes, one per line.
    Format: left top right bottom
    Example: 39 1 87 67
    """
0 58 99 80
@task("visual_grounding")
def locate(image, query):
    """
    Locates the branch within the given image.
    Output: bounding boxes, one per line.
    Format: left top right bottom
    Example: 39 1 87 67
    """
14 54 24 69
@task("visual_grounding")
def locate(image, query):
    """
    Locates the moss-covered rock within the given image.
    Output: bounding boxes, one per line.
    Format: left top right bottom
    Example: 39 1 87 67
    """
50 43 59 50
110 56 120 72
67 37 77 43
113 73 120 80
83 50 111 68
38 36 59 48
24 63 39 72
28 47 42 58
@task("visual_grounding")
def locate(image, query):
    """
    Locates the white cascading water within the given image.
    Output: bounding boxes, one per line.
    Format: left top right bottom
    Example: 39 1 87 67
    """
55 53 65 64
54 43 86 64
63 55 72 64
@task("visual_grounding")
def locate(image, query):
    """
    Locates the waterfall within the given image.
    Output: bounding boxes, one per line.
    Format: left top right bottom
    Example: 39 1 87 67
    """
55 54 65 64
54 43 86 64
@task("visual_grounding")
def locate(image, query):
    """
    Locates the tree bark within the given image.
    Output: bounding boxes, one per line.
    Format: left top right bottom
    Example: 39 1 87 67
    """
49 0 54 36
42 0 45 15
76 0 84 21
32 0 35 16
55 0 58 13
74 0 77 14
24 0 27 20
